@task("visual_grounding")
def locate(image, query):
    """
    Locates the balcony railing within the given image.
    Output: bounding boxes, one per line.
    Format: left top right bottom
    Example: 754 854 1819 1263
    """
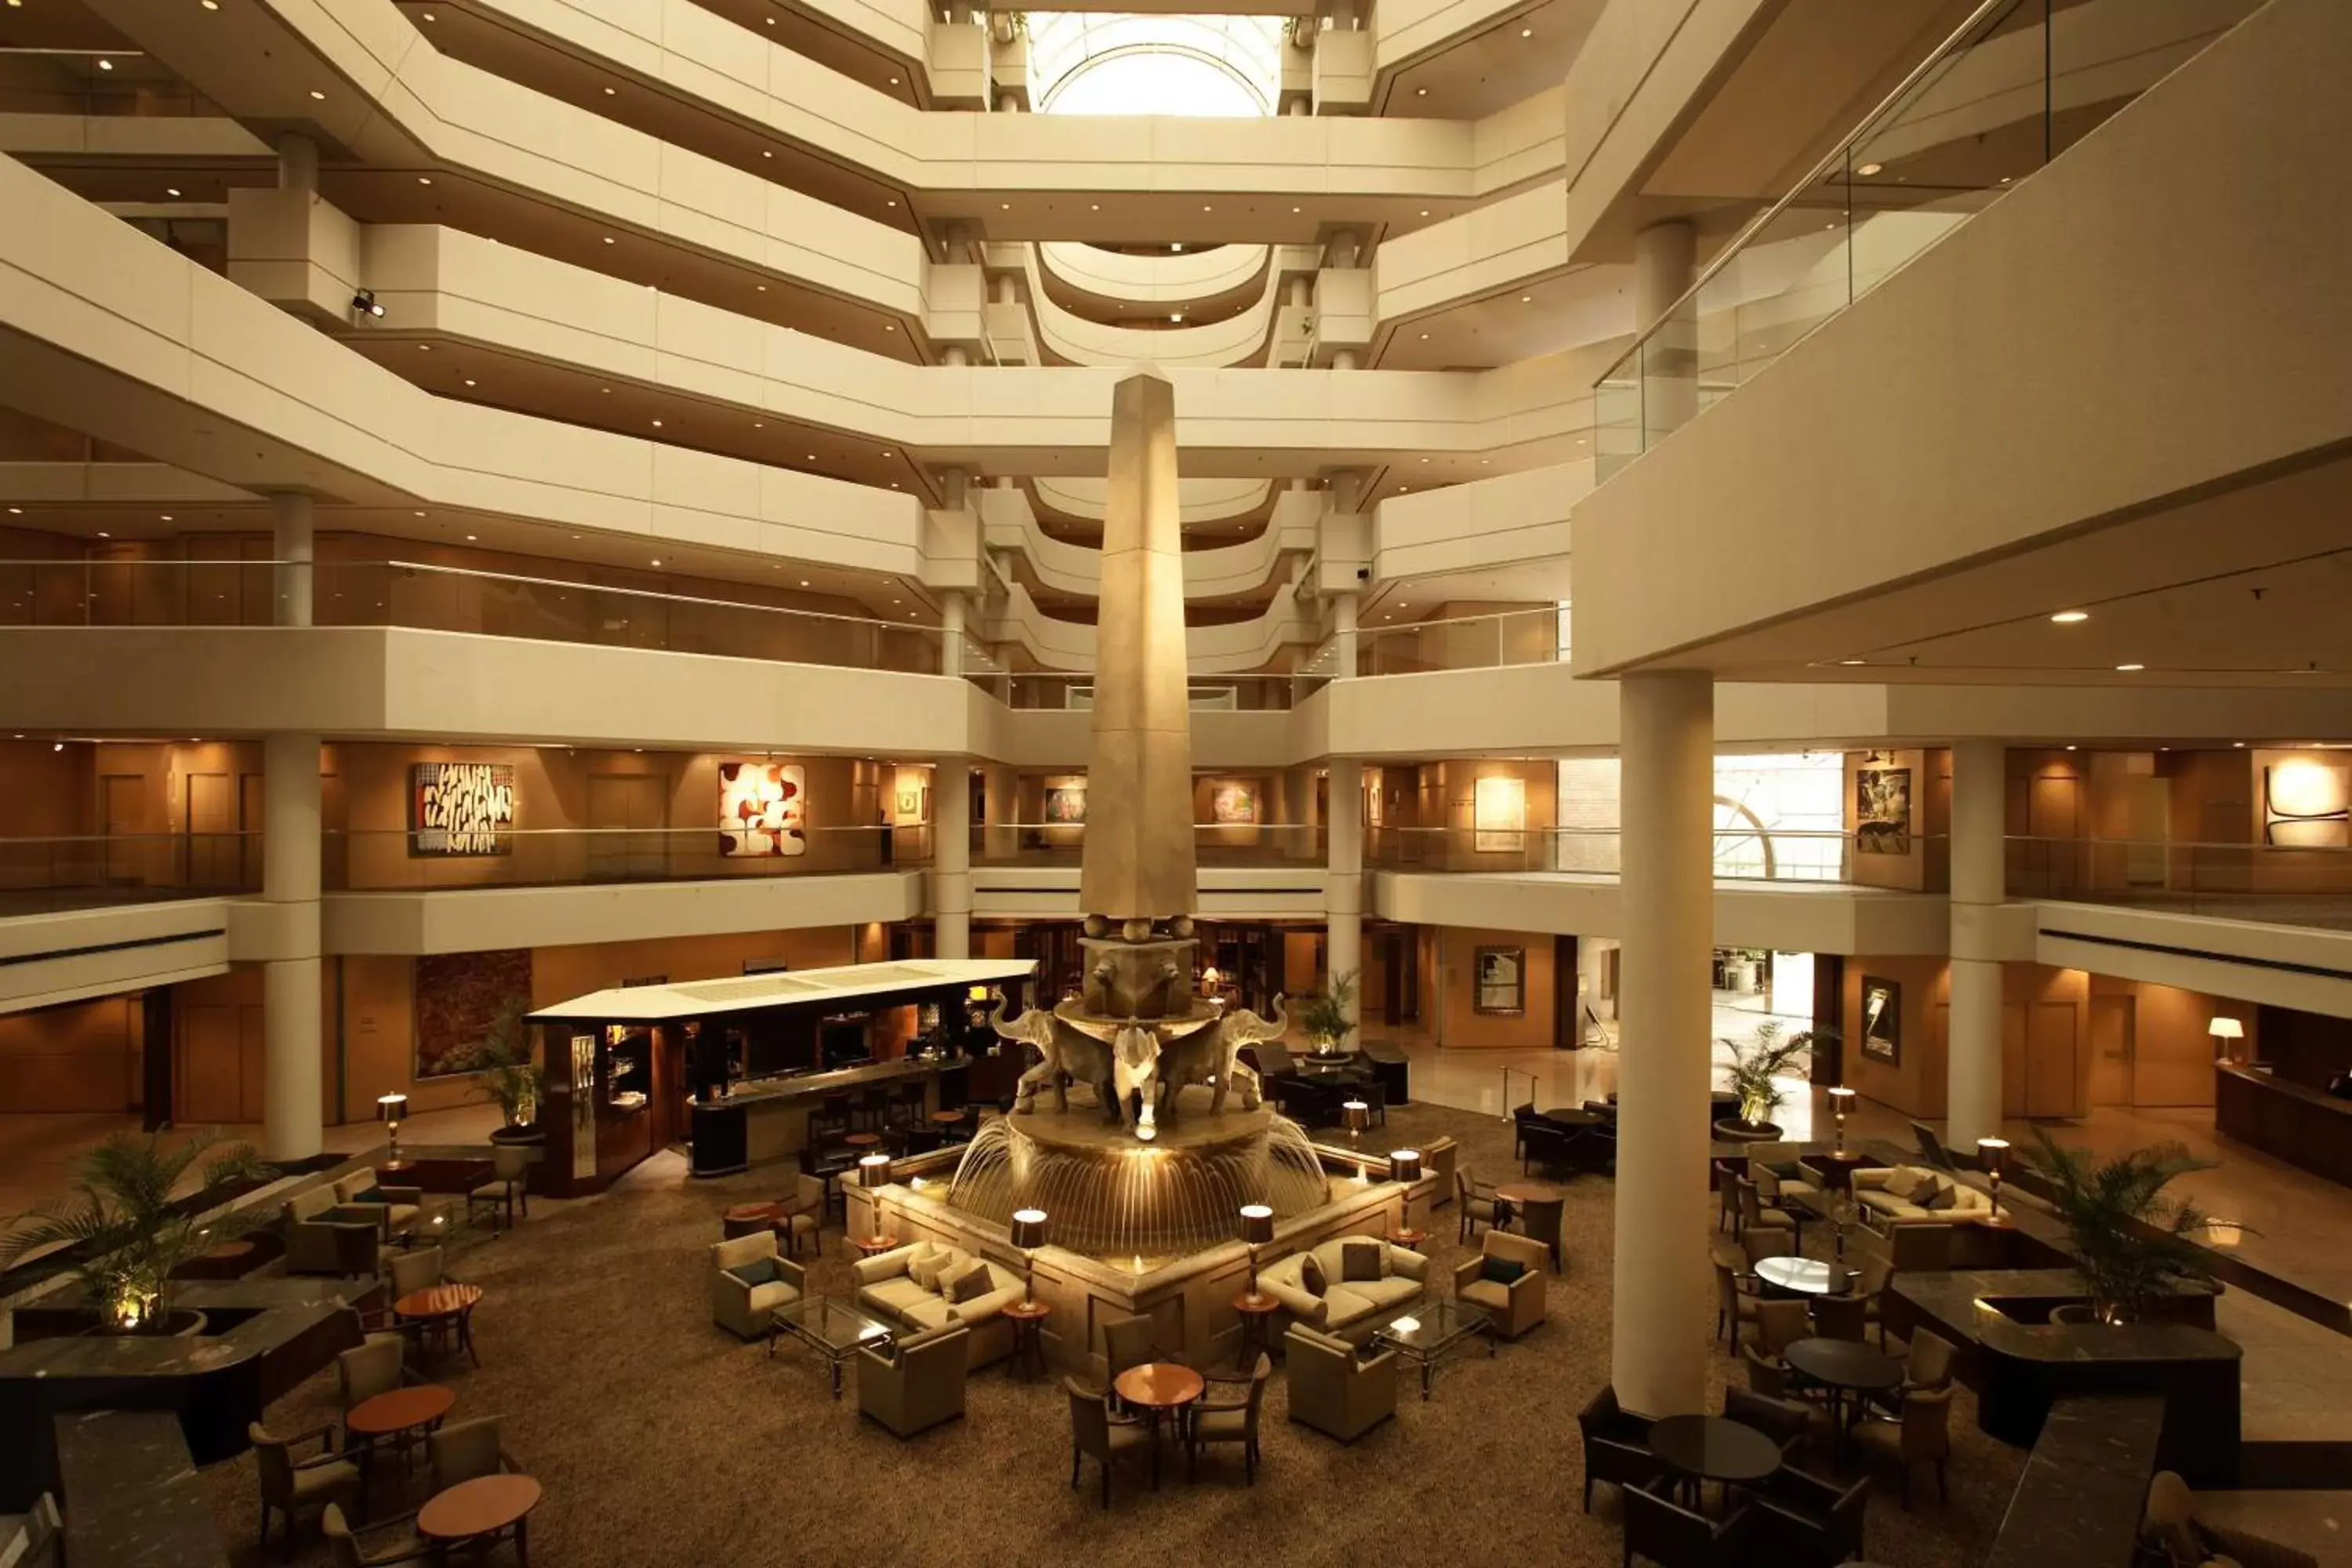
972 823 1327 869
322 826 930 891
1295 607 1567 686
1367 826 1869 883
992 673 1300 711
0 833 260 916
1592 0 2258 477
2008 836 2352 932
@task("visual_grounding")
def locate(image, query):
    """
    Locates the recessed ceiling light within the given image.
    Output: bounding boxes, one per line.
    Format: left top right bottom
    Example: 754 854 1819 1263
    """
1520 26 1532 37
2115 662 2144 672
465 533 477 541
1000 202 1010 211
2233 742 2246 748
1838 659 1865 666
414 510 426 517
602 236 615 244
308 89 325 100
418 343 430 351
600 387 611 394
1202 205 1212 213
1418 332 1428 340
2065 744 2078 751
159 514 173 522
417 176 432 185
800 579 811 587
884 323 895 332
1998 176 2013 185
1415 87 1427 96
807 454 817 461
651 419 663 427
1519 295 1532 303
98 59 114 71
166 187 182 198
1857 162 1883 176
4 508 18 515
463 378 476 387
650 558 661 566
1170 313 1182 324
97 531 110 539
2049 610 2089 623
602 86 615 96
888 75 899 85
1418 210 1428 217
202 0 220 9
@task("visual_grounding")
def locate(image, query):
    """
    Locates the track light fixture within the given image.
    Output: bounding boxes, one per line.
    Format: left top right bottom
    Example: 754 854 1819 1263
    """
352 289 385 318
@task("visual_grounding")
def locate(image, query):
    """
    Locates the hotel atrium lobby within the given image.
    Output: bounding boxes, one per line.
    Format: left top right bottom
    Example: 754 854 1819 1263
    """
2 0 2350 1564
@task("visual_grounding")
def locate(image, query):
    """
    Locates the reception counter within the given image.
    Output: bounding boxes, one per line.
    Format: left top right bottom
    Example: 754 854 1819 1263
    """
688 1054 970 1177
2215 1062 2352 1187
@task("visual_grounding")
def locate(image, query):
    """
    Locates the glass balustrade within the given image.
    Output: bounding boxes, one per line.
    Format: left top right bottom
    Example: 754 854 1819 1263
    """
0 833 262 915
321 826 930 891
971 823 1327 869
2007 836 2352 931
992 673 1300 711
1364 826 1871 883
1592 0 2258 478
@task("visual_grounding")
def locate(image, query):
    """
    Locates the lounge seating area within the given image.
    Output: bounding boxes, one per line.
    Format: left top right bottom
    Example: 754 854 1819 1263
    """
1256 1236 1428 1341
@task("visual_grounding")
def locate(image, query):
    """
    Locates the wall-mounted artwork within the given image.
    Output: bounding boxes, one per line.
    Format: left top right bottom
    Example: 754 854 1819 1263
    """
1860 976 1901 1065
414 948 532 1078
1474 946 1526 1014
409 761 516 856
1473 775 1527 853
1210 781 1259 825
718 760 806 857
2263 759 2350 848
1854 767 1912 856
1043 780 1087 825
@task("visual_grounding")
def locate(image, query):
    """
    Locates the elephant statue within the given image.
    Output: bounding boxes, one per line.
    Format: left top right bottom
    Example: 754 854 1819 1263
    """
989 999 1120 1123
1111 1022 1162 1134
1216 996 1288 1115
1145 1018 1236 1124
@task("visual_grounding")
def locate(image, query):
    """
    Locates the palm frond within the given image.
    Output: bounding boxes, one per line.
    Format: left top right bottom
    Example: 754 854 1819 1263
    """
2026 1127 2240 1321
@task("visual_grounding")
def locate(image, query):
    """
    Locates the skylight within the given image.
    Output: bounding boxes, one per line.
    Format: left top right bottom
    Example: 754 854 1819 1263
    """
1030 14 1287 118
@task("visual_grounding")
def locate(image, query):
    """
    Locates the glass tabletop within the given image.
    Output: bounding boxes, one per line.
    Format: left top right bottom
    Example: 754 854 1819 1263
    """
772 1296 895 1354
1370 1298 1481 1353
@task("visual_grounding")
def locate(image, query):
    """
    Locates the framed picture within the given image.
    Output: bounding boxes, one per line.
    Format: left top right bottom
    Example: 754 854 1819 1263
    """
1044 781 1087 824
1860 976 1900 1065
1474 946 1526 1015
718 760 806 857
2263 759 2350 848
1854 767 1912 855
412 949 531 1077
1473 775 1527 853
408 761 515 856
896 789 921 818
1210 781 1258 825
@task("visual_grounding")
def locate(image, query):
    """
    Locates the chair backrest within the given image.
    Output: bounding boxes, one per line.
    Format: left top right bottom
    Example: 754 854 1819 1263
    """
429 1416 506 1492
1810 1292 1868 1342
1519 1197 1565 1253
337 1333 405 1410
899 1324 971 1384
247 1423 295 1503
1899 1385 1954 1458
1754 1298 1811 1357
1453 1168 1473 1205
1512 1102 1538 1126
1577 1382 1623 1438
1065 1377 1112 1459
321 1504 365 1568
1908 1328 1958 1389
1740 1228 1795 1266
287 1185 338 1224
1102 1314 1156 1380
1856 1250 1893 1298
712 1231 779 1274
1482 1229 1547 1274
1722 1386 1809 1452
1624 1478 1719 1557
492 1143 532 1182
387 1247 444 1299
793 1172 828 1210
1737 1178 1766 1225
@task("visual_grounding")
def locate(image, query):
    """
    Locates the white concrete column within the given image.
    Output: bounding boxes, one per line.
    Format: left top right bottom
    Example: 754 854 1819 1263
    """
996 92 1022 114
1287 277 1311 308
1613 671 1714 1417
271 492 313 627
1327 760 1363 1018
934 760 973 960
940 591 967 678
276 132 318 196
1331 350 1359 371
262 731 323 1160
942 346 970 368
1332 592 1359 677
982 763 1018 861
1947 740 2006 1146
993 274 1017 306
1634 220 1699 441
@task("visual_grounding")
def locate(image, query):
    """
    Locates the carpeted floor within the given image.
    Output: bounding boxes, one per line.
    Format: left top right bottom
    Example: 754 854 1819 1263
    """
206 1102 2022 1566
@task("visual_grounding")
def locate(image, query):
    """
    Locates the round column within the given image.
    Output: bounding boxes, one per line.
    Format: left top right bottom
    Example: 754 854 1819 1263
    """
934 760 972 959
276 132 318 196
1947 739 2006 1145
1612 670 1714 1417
940 590 967 678
271 492 313 627
1326 760 1363 1021
1332 592 1359 677
1633 220 1699 440
262 731 323 1160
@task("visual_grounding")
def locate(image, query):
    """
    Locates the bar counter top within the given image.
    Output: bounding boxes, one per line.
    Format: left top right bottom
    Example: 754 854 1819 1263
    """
719 1051 967 1105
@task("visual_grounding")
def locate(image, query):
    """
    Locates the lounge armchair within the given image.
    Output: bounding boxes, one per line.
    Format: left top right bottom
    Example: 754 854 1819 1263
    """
1454 1229 1547 1340
1577 1384 1659 1513
1454 1169 1501 1242
2143 1469 2321 1568
858 1323 970 1438
1284 1324 1396 1442
250 1419 360 1556
1258 1236 1428 1341
283 1186 383 1277
1751 1466 1870 1566
1853 1385 1952 1508
1624 1474 1751 1566
1187 1353 1271 1482
332 1171 423 1242
465 1144 532 1232
775 1172 827 1258
710 1231 807 1339
1742 1300 1812 1398
852 1240 1025 1367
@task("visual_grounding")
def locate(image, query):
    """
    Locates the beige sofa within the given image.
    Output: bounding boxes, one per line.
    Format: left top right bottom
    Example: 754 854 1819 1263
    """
1852 1166 1992 1229
852 1241 1025 1369
1258 1236 1428 1341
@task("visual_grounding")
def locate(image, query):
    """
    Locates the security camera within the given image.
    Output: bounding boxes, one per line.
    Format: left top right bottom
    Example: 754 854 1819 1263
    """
352 289 384 318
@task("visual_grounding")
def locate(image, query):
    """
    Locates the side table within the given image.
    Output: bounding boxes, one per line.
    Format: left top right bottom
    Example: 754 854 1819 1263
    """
1002 1298 1051 1380
1388 1228 1429 1252
1232 1290 1281 1370
724 1201 784 1240
851 1234 900 1259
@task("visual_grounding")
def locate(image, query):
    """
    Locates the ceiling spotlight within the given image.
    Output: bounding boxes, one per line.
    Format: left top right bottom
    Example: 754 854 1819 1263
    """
1519 295 1532 303
1857 162 1884 176
418 176 432 185
309 89 325 100
352 289 384 318
888 75 900 85
2115 662 2144 672
650 558 662 566
1415 87 1427 96
602 86 615 96
465 533 477 541
2049 609 2089 623
166 187 183 198
800 579 811 587
97 531 111 539
1520 25 1532 36
203 0 220 9
463 378 476 387
1838 659 1865 666
1418 209 1428 217
97 59 114 71
651 419 663 427
1169 313 1182 324
158 514 173 522
602 236 615 244
1419 332 1428 340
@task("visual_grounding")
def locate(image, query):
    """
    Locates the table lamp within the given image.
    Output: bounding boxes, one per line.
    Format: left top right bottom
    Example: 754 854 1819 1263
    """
1341 1099 1370 1146
1238 1203 1275 1304
1388 1149 1423 1187
1010 1208 1048 1305
2207 1016 2245 1065
857 1152 894 1248
376 1092 409 1167
1976 1136 2011 1225
1827 1085 1856 1156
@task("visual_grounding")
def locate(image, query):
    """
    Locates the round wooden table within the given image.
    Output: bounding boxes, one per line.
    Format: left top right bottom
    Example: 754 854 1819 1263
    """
1755 1256 1848 1297
347 1384 456 1490
1387 1228 1429 1252
1001 1298 1051 1381
1783 1336 1904 1464
927 1109 967 1126
1231 1290 1281 1370
722 1201 784 1240
395 1283 485 1368
1113 1363 1206 1489
1494 1181 1563 1205
1539 1108 1606 1127
843 1131 883 1149
851 1234 900 1258
419 1473 541 1556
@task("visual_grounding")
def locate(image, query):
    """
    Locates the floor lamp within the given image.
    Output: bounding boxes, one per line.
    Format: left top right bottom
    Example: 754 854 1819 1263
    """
1238 1203 1274 1305
377 1092 409 1168
1976 1137 2011 1226
1011 1209 1048 1305
857 1153 895 1250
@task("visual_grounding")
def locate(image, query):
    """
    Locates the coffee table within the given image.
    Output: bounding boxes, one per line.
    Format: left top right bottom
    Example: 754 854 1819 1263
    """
1370 1298 1491 1399
1755 1256 1849 1297
768 1296 894 1398
419 1473 540 1556
1783 1336 1904 1464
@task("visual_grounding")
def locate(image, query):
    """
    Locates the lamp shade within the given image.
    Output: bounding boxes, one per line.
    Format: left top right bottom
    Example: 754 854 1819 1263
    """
2207 1018 2245 1040
1388 1149 1423 1186
1341 1099 1370 1134
1010 1207 1048 1250
1238 1203 1274 1246
376 1092 408 1121
1975 1136 2010 1164
1827 1086 1857 1105
857 1152 892 1189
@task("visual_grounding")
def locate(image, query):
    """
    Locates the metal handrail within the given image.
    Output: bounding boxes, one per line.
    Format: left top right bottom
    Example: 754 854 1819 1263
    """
1590 0 2017 392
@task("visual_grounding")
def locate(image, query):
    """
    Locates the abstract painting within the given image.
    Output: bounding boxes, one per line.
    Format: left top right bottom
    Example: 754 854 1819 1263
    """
1473 775 1527 853
718 760 806 857
2263 759 2350 848
1860 976 1900 1065
1210 781 1259 825
1475 946 1525 1014
409 761 515 856
1854 767 1912 856
414 948 532 1078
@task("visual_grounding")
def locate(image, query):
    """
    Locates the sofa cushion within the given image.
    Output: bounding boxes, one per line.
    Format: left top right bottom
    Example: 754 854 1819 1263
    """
1299 1254 1327 1298
1347 1276 1418 1310
942 1258 993 1305
864 1278 933 1318
1460 1278 1510 1314
1857 1190 1918 1218
900 1296 957 1334
1341 1240 1384 1283
1319 1286 1377 1327
1481 1254 1529 1287
1764 1160 1806 1181
907 1245 950 1290
1884 1167 1933 1202
747 1279 798 1314
1920 1177 1958 1212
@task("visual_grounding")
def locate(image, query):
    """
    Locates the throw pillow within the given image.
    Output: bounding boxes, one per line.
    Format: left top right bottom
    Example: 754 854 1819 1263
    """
1340 1239 1384 1283
1480 1255 1527 1287
1299 1254 1327 1298
944 1258 993 1305
730 1257 777 1287
1921 1178 1958 1213
907 1245 948 1290
1885 1167 1931 1203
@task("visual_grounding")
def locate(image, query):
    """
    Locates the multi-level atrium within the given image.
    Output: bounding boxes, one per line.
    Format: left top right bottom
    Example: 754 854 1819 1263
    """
0 0 2348 1563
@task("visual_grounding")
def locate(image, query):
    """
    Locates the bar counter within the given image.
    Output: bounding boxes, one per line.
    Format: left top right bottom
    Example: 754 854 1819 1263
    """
689 1054 969 1176
2215 1062 2352 1187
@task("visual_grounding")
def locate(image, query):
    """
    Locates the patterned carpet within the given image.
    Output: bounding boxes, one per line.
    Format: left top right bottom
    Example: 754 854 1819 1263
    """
204 1101 2023 1566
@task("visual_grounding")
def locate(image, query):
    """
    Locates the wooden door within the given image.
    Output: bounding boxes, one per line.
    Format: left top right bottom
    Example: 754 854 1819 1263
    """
2026 1001 2080 1118
239 771 265 889
2088 994 2133 1107
177 1004 260 1123
101 773 150 885
585 774 666 880
186 771 236 887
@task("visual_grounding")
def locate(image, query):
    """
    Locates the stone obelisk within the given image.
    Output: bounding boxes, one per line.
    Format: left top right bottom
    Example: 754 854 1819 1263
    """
1081 366 1196 930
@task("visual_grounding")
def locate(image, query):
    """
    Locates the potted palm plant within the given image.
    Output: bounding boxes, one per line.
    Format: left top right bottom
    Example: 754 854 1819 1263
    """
474 999 547 1145
1298 970 1358 1056
0 1131 274 1335
2027 1128 2229 1324
1714 1020 1831 1142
